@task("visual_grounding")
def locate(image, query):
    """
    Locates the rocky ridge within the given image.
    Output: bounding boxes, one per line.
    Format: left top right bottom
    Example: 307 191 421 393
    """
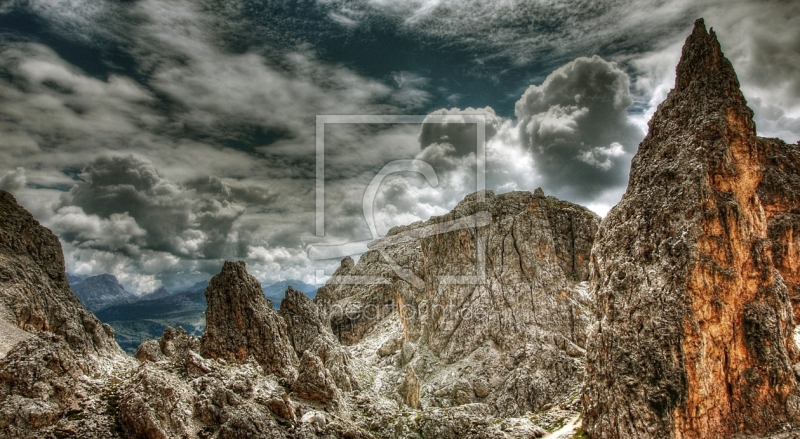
0 191 121 362
757 137 800 322
0 186 598 438
0 191 133 438
317 189 599 418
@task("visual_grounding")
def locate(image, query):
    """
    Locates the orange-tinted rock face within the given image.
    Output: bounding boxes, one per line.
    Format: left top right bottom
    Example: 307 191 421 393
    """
758 137 800 322
583 19 800 439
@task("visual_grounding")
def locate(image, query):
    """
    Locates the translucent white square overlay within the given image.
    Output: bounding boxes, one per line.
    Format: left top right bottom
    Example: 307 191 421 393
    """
312 114 488 287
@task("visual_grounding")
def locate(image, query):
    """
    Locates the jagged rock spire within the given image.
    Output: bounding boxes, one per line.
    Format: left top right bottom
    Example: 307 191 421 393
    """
675 19 744 100
583 19 800 439
200 261 299 379
279 286 360 395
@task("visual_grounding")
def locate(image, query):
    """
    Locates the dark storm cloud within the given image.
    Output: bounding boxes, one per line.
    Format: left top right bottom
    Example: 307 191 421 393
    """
49 208 147 256
2 0 798 290
401 59 643 218
184 176 280 206
63 155 246 259
0 0 429 290
515 55 643 202
314 0 800 140
45 155 320 292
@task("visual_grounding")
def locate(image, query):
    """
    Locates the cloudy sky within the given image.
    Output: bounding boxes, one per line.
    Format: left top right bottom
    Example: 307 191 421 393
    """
1 0 798 293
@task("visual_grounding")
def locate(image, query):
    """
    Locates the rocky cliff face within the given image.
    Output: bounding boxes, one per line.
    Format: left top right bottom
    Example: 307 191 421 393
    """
0 186 580 439
280 286 360 399
125 324 373 439
757 138 800 321
583 19 800 438
0 191 121 360
0 191 132 438
317 189 599 417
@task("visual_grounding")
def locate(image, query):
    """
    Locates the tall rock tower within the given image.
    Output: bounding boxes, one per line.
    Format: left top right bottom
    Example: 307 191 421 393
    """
583 19 800 438
201 261 299 379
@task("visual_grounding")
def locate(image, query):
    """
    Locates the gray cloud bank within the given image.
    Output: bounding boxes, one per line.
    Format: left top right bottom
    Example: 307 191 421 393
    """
0 0 798 292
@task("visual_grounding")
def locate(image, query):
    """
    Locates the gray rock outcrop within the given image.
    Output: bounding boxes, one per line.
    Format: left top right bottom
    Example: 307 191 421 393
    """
118 363 197 439
318 189 599 416
0 191 131 438
280 286 360 397
757 137 800 321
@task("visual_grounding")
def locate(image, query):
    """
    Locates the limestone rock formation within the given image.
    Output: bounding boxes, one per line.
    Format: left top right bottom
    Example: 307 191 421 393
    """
0 191 120 360
4 187 582 439
0 333 99 438
134 326 200 363
123 336 371 439
281 286 330 355
124 317 372 438
200 261 299 380
400 365 420 409
316 242 424 346
118 363 197 439
0 191 133 438
583 19 800 438
291 350 343 405
318 189 599 416
280 286 360 395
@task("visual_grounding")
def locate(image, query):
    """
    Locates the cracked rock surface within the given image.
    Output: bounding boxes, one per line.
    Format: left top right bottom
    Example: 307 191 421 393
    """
317 189 599 417
201 260 299 380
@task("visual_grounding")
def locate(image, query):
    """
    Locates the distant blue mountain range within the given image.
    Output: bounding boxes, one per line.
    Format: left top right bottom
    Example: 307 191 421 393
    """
68 273 137 312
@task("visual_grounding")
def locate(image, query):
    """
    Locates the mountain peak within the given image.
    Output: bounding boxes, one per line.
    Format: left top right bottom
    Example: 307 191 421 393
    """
95 273 120 282
201 260 298 379
673 18 744 104
70 272 134 312
220 260 247 276
0 190 121 358
637 18 756 161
